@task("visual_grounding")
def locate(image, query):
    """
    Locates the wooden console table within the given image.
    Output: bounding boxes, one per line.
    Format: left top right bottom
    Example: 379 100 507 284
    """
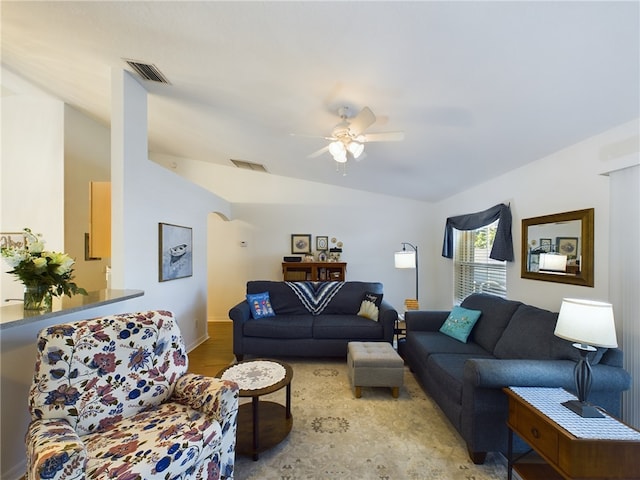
282 262 346 282
505 387 640 480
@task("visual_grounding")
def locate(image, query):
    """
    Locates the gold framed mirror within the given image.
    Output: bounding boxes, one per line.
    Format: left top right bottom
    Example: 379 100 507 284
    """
521 208 594 287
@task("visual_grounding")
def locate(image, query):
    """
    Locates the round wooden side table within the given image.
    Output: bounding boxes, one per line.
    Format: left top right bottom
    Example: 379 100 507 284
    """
217 359 293 460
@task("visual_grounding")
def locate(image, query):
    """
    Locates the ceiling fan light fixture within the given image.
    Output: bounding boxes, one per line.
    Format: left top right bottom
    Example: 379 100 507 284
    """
329 140 346 157
348 141 364 159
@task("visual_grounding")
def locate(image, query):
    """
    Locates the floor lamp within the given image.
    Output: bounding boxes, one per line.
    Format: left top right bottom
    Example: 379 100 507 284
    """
553 298 618 418
394 242 418 302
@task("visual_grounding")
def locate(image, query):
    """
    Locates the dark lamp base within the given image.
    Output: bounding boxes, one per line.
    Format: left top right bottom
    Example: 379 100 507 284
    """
562 399 604 418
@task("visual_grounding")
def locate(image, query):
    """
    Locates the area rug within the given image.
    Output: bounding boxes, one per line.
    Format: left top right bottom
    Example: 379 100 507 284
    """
233 358 508 480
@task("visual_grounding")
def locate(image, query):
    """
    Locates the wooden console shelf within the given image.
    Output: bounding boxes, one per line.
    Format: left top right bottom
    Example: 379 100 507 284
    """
504 387 640 480
282 262 346 282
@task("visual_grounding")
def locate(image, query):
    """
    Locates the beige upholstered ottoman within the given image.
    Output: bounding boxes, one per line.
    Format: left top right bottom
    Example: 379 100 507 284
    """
347 341 404 398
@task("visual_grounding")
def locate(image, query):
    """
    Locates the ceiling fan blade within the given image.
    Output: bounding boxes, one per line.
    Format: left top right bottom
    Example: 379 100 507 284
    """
348 106 376 136
290 133 335 141
360 131 405 142
308 145 330 158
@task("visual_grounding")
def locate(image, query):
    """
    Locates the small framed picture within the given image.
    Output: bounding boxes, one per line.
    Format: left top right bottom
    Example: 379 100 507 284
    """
556 237 579 258
291 234 311 254
159 223 193 282
316 236 329 251
539 238 552 252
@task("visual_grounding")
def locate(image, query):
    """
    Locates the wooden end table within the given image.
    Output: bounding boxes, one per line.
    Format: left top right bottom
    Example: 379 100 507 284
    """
504 386 640 480
217 359 293 461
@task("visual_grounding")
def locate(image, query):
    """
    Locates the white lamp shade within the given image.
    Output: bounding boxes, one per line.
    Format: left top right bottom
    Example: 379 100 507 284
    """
347 141 364 159
395 250 416 269
554 298 618 348
334 151 347 163
329 141 345 157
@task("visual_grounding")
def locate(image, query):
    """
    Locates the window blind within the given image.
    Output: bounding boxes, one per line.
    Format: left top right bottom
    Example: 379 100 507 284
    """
453 221 507 304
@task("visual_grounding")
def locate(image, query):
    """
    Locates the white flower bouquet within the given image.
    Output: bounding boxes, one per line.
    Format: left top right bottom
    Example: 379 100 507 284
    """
1 228 87 298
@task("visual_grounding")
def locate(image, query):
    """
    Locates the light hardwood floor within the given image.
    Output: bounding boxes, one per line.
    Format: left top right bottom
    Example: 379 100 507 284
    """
187 320 235 376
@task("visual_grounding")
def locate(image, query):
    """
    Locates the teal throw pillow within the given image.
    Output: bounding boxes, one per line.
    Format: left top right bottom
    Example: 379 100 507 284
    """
246 292 276 319
439 306 482 343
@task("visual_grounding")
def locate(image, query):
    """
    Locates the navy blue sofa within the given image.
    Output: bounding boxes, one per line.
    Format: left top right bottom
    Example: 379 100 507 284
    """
404 293 631 464
229 281 397 360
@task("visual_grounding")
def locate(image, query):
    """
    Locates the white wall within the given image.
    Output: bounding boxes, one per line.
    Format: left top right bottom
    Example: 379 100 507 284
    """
1 69 65 302
151 154 434 317
109 69 232 348
431 120 639 312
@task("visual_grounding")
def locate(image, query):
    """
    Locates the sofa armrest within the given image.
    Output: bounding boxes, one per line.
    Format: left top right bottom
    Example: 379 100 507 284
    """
600 347 624 367
229 300 252 354
463 358 631 392
379 300 398 342
26 418 87 480
405 310 450 332
229 300 251 323
173 373 239 478
173 373 239 424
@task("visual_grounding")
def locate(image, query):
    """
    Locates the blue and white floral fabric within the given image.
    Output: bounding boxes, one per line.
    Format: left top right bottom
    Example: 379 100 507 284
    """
26 310 239 480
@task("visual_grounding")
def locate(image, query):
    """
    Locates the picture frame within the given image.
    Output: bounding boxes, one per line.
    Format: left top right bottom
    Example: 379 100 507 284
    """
291 234 311 254
159 223 193 282
539 238 552 252
556 237 579 258
316 235 329 251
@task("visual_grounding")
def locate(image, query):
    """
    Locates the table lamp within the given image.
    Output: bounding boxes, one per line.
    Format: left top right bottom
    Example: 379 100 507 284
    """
553 298 618 418
394 242 418 302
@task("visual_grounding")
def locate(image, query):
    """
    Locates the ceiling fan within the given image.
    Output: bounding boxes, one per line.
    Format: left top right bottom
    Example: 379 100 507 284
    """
302 106 405 173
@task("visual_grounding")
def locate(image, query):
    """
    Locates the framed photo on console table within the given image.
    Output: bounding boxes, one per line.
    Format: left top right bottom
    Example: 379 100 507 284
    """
316 236 328 251
159 223 193 282
291 234 311 254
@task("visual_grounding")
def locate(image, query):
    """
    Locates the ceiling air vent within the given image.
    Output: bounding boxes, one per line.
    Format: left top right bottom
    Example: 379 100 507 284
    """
230 159 268 173
123 59 170 84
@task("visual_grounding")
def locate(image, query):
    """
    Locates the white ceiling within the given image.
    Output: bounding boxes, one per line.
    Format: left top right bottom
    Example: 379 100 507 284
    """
2 1 638 202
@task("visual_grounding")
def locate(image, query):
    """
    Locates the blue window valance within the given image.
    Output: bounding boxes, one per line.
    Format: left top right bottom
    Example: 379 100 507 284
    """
441 203 514 262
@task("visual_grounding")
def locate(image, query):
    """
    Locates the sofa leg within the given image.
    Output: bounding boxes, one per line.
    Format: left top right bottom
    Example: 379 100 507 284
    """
468 449 486 465
235 354 243 362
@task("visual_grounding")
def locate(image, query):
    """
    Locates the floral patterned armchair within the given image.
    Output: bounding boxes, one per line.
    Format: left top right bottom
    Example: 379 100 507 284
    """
26 310 239 480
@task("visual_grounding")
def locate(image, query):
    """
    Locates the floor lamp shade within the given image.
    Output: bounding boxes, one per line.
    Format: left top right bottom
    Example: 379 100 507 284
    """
394 251 416 269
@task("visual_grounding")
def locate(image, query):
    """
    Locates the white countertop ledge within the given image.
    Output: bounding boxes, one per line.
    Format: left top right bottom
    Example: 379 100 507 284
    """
0 289 144 330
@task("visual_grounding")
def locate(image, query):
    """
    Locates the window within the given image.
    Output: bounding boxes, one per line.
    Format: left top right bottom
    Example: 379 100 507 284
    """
453 220 506 304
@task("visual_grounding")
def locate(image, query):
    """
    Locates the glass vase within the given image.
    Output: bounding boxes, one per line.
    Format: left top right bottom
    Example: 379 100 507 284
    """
23 285 53 312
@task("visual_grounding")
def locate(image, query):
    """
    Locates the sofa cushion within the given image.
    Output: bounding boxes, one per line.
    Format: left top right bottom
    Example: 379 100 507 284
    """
461 293 522 353
321 282 384 314
247 281 309 315
357 291 383 321
246 292 276 319
243 315 313 339
405 331 491 358
439 306 482 343
493 304 607 364
247 281 384 316
313 315 384 339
